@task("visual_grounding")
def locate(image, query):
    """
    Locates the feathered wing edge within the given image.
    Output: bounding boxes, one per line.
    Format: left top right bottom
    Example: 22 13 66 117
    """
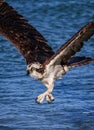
67 56 94 68
0 1 54 65
44 22 94 67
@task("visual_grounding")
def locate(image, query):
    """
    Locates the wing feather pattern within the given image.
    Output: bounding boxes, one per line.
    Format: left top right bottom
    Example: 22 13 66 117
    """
45 22 94 66
67 56 94 68
0 1 54 65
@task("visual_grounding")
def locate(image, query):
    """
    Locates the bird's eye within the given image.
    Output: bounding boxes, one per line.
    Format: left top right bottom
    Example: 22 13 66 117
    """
31 67 35 72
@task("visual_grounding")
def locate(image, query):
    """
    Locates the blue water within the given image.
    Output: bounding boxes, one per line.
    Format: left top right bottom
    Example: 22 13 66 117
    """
0 0 94 130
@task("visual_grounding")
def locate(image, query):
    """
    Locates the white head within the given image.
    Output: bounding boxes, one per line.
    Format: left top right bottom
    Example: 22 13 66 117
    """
27 62 43 80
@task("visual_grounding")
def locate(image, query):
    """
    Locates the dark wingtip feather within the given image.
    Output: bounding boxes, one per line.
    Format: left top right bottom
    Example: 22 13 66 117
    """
67 56 94 68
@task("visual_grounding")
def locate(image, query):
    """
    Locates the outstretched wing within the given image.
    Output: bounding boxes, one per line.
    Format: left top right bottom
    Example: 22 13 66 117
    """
0 1 54 65
45 22 94 66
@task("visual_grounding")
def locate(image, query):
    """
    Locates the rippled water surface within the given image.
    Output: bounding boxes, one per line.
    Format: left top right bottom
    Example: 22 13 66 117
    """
0 0 94 130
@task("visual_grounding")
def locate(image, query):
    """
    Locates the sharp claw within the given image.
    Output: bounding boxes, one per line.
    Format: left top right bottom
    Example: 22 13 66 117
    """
35 98 41 104
51 98 54 102
46 93 54 103
47 99 54 103
35 94 45 104
47 99 54 104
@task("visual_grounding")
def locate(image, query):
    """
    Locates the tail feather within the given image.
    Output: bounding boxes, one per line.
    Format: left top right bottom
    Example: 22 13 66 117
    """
67 56 94 68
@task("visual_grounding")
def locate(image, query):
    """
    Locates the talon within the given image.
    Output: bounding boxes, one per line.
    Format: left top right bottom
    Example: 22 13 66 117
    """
51 98 54 102
46 93 54 103
35 98 41 104
36 94 45 104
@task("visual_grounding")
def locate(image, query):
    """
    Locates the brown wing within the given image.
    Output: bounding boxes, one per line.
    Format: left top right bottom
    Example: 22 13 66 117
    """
45 22 94 66
0 1 54 65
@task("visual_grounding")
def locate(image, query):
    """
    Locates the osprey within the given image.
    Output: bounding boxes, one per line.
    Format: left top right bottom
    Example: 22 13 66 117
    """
0 0 94 103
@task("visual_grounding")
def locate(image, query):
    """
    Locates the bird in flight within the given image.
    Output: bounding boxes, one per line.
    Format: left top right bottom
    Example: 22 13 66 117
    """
0 0 94 103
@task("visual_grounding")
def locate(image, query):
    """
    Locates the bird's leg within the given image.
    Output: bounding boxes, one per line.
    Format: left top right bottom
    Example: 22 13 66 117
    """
36 81 54 104
45 83 54 103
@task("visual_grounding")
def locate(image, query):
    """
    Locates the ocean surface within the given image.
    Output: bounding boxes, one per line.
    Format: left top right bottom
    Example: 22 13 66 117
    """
0 0 94 130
